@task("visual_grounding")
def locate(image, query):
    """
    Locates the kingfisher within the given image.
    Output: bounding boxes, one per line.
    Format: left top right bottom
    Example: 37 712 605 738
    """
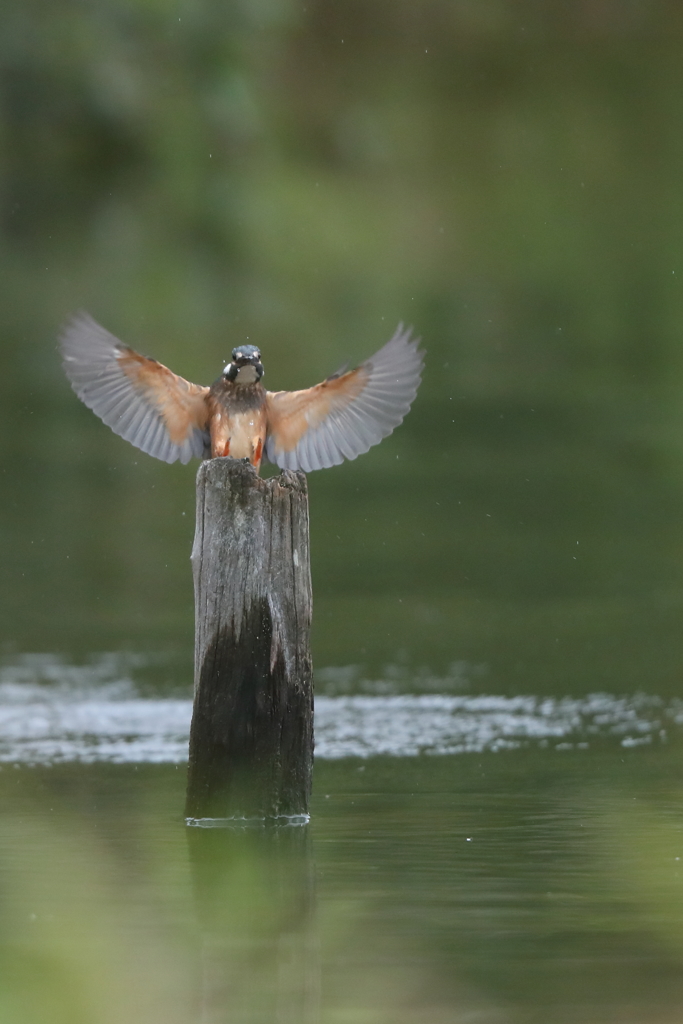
59 313 423 473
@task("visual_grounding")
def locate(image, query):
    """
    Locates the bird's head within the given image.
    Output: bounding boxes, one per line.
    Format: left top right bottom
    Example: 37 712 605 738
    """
223 345 264 385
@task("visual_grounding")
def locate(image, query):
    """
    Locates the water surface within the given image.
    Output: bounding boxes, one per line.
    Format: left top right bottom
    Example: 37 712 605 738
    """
0 655 677 763
3 744 683 1023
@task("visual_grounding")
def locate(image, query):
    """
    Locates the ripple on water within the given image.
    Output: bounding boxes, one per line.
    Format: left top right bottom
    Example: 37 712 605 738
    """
0 655 677 764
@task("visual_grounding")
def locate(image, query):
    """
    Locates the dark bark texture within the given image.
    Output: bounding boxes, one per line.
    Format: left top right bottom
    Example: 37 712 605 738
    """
185 458 313 820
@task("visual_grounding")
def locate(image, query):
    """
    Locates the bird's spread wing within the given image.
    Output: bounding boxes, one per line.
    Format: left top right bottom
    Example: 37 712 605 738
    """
60 312 210 464
265 324 423 472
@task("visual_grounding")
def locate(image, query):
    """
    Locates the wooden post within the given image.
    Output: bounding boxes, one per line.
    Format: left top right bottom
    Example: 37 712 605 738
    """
185 458 313 821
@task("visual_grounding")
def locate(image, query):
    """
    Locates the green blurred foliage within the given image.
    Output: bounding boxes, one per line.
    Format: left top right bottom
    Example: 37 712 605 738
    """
2 0 683 687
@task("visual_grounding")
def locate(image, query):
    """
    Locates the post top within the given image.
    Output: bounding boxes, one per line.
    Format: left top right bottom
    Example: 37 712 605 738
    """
196 457 308 496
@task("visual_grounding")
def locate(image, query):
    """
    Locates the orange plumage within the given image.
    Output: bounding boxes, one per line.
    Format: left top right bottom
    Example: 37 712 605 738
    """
59 313 423 473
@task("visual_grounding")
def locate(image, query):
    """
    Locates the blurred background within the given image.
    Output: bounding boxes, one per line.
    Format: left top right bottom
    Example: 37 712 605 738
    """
5 5 683 1022
3 0 683 694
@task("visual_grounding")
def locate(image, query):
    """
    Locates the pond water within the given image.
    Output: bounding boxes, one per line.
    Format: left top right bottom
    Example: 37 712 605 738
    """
3 2 683 1020
4 753 683 1024
1 655 680 763
2 658 683 1022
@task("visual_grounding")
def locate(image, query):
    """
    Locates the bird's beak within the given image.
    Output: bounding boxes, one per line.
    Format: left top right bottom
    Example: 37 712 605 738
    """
224 352 264 381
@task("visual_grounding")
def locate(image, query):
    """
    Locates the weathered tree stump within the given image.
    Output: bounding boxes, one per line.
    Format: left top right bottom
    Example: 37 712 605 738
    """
185 458 313 821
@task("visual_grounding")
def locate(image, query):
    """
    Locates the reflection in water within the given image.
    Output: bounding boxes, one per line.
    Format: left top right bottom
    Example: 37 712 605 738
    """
187 824 318 1024
1 754 683 1022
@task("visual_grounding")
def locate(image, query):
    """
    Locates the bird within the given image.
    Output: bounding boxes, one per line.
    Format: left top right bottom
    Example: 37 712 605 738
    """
59 313 424 474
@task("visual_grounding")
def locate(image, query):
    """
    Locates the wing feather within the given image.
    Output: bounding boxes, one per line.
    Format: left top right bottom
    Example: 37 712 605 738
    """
60 312 210 464
331 413 359 460
265 324 423 471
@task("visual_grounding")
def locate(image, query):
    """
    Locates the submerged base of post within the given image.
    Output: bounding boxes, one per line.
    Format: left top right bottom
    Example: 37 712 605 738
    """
185 458 313 821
